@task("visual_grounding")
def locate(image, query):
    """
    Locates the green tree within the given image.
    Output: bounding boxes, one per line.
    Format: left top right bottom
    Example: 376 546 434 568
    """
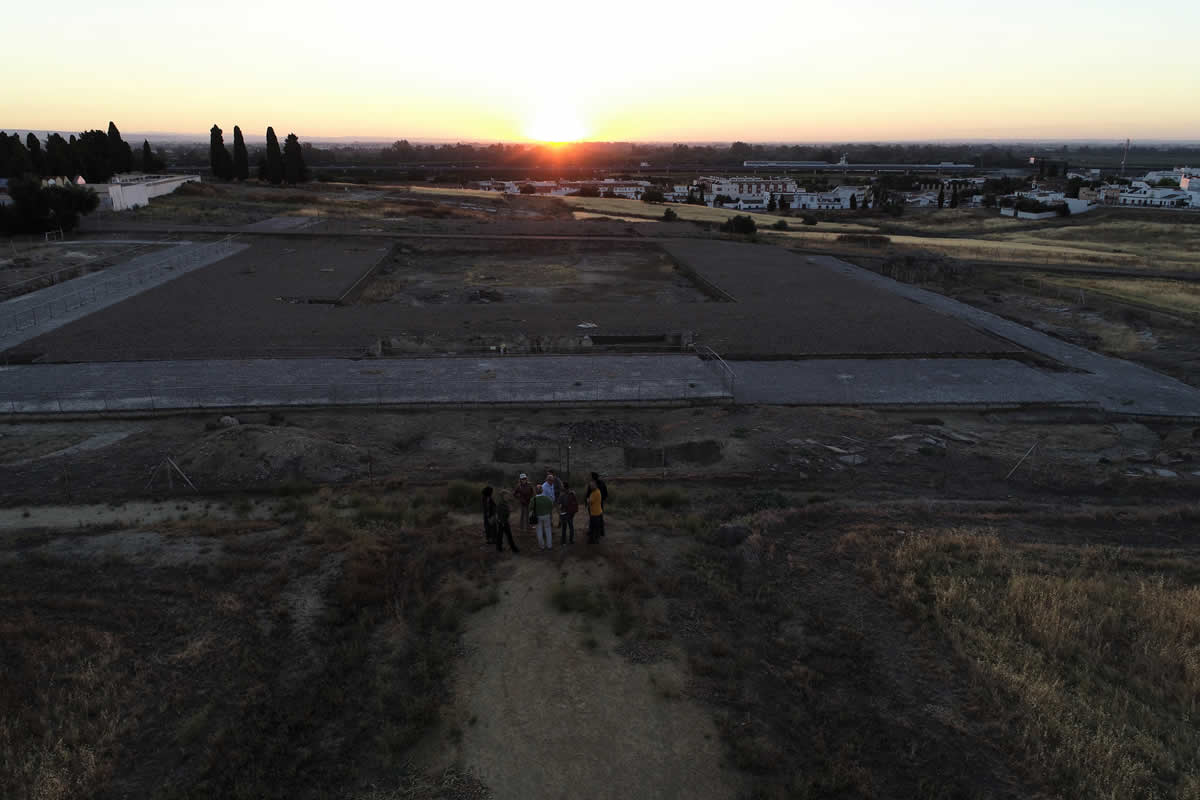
74 130 113 182
107 122 133 173
950 186 959 208
720 214 757 235
937 187 945 209
209 125 233 180
265 127 283 185
141 140 165 172
767 193 777 212
519 184 536 194
46 133 77 177
849 194 857 210
232 126 249 181
641 188 665 203
26 133 45 175
0 176 99 234
1 133 34 178
282 133 308 184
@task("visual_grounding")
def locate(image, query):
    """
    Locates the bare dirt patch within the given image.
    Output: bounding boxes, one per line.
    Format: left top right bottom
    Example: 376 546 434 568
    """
361 240 709 306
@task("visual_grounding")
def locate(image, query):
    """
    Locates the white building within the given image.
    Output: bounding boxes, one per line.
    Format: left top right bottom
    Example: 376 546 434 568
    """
1118 186 1191 207
88 174 200 211
704 176 799 198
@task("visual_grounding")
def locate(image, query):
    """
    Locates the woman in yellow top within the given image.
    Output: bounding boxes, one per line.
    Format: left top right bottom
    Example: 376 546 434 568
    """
586 478 605 543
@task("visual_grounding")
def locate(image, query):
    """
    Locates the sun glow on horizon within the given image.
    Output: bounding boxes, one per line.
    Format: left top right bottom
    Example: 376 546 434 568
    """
526 106 587 143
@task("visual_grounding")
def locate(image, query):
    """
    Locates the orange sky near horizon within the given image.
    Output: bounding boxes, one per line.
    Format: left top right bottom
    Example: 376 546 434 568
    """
5 0 1198 143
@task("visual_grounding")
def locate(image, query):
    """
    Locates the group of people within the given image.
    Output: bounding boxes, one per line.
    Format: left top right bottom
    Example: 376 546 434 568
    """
481 470 608 553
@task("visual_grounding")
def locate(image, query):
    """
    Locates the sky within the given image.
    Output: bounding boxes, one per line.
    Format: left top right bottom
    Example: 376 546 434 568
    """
4 0 1198 143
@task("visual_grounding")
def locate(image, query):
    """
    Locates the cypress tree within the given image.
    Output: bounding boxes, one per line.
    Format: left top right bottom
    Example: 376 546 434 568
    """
849 193 857 210
937 187 945 209
950 186 959 208
282 133 308 185
26 133 45 176
1 133 35 179
232 126 249 181
107 122 133 173
265 127 283 185
209 124 233 180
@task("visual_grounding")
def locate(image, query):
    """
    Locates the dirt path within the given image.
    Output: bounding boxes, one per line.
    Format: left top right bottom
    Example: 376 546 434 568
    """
430 550 740 800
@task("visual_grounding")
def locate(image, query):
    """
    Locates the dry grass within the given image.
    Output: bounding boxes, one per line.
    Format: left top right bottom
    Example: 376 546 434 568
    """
987 216 1200 269
0 483 497 800
870 529 1200 799
1035 275 1200 317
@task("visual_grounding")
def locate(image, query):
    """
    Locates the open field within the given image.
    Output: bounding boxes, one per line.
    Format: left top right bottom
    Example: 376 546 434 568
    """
2 405 1198 799
1033 275 1200 318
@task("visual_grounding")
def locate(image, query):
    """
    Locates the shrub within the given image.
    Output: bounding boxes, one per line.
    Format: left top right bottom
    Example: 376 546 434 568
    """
720 215 757 235
771 219 789 230
880 250 972 284
662 207 678 222
801 214 817 226
641 188 665 203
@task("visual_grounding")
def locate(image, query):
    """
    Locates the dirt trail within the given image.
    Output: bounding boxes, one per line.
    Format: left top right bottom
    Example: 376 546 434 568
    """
432 552 739 800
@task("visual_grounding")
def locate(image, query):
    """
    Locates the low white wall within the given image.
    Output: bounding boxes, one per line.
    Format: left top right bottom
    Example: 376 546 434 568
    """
108 183 150 211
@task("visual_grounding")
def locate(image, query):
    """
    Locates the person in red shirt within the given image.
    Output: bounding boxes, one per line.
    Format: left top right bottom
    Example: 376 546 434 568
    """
513 473 534 531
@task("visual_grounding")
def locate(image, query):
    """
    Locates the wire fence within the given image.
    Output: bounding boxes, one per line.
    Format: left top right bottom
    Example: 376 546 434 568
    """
0 378 731 415
0 238 239 339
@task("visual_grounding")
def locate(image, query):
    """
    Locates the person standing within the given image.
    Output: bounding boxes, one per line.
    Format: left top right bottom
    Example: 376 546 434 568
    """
591 471 608 506
542 470 562 535
481 486 498 546
496 490 519 553
533 484 555 551
514 473 534 532
559 481 578 545
589 472 607 537
586 478 604 543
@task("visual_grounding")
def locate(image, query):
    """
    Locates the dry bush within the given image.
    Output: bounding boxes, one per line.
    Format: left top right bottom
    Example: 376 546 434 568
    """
879 250 972 284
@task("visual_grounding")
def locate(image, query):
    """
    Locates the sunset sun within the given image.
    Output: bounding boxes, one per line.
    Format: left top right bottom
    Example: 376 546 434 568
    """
526 106 587 143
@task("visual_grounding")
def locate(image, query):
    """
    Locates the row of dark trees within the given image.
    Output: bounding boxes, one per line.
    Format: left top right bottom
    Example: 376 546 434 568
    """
209 125 308 184
0 122 165 182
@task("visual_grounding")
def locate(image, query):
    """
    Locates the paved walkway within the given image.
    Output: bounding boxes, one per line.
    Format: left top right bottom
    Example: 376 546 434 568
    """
730 358 1093 408
0 355 731 413
798 255 1200 417
0 239 247 353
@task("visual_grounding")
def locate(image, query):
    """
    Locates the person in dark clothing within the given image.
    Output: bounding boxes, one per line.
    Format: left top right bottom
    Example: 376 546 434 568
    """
513 473 534 532
481 486 498 545
496 490 519 553
559 481 578 545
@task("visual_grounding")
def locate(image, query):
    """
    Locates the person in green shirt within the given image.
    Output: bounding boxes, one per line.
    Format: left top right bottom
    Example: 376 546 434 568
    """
533 485 555 551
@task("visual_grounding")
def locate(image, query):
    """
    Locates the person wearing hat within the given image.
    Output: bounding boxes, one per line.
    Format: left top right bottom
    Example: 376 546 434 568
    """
513 473 534 533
